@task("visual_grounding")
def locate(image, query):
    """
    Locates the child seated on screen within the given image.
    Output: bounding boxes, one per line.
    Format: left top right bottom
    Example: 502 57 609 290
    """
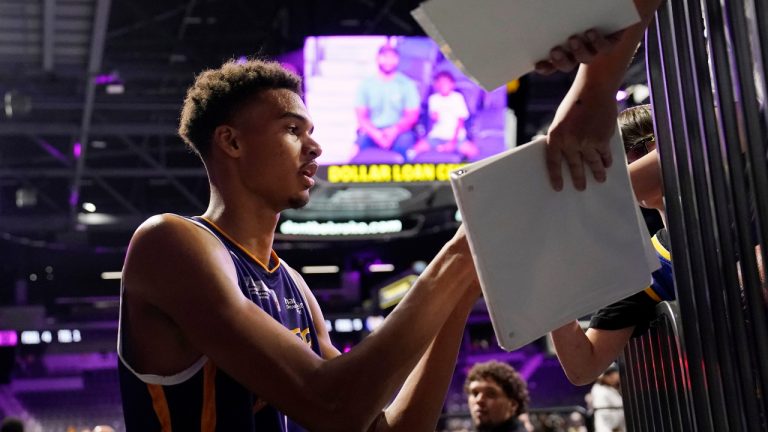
412 71 478 160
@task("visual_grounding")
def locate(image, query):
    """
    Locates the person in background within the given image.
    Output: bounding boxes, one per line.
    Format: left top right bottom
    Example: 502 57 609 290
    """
464 361 530 432
0 418 23 432
413 71 478 161
354 44 421 161
589 364 625 432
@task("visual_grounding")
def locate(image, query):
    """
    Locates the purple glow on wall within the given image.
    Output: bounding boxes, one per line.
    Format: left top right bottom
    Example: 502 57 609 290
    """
68 190 79 207
93 73 120 85
0 331 18 347
236 56 248 64
72 142 82 159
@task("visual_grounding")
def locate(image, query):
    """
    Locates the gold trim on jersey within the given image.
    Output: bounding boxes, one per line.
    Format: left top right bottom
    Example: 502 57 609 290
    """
200 216 281 273
644 287 662 302
652 234 671 261
201 361 217 432
147 383 173 431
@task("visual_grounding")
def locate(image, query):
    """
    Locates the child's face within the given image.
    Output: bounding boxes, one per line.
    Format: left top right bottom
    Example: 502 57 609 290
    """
435 76 454 96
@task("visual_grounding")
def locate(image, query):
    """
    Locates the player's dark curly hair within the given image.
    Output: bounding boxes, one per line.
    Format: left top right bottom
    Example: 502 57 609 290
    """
464 361 530 417
178 58 302 159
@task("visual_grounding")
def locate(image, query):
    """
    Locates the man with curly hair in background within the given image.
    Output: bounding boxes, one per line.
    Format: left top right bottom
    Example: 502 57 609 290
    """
464 361 531 432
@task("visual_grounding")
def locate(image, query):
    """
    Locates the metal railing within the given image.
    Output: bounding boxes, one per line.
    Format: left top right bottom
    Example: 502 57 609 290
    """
620 0 768 430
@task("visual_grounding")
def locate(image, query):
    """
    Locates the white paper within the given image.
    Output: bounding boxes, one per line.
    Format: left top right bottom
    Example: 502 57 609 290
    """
451 130 659 350
412 0 640 90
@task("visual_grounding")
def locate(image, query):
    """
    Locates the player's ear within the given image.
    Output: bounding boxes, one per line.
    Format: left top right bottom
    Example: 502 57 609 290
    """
213 125 241 158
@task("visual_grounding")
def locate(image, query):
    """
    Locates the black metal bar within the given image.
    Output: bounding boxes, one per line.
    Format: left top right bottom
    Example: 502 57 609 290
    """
658 311 687 431
683 0 767 428
701 0 768 424
637 336 659 430
618 352 640 431
665 0 753 428
649 325 674 431
630 340 651 432
647 15 716 431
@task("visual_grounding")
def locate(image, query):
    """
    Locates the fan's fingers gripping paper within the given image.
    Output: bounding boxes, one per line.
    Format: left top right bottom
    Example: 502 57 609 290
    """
412 0 640 90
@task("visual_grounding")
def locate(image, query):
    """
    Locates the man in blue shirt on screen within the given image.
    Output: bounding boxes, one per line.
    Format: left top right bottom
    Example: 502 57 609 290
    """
354 44 421 162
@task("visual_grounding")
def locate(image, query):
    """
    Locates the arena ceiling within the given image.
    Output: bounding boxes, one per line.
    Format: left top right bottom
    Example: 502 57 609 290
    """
0 0 645 251
0 0 430 239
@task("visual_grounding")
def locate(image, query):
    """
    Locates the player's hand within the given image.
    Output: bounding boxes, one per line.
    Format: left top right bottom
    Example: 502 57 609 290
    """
546 90 616 191
534 29 623 75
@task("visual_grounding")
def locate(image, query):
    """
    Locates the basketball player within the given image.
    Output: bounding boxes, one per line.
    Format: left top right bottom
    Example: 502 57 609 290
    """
117 59 480 431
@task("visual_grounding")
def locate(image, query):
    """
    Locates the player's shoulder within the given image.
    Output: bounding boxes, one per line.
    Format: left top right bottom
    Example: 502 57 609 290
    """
127 214 224 270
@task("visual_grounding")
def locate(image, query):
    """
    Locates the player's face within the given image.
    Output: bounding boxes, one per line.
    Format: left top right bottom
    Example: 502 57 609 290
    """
467 378 518 428
231 89 321 211
377 50 399 74
435 76 454 96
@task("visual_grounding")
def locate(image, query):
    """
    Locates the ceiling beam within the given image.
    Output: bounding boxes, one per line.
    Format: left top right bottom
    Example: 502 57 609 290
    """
0 123 177 136
42 0 56 72
70 0 112 226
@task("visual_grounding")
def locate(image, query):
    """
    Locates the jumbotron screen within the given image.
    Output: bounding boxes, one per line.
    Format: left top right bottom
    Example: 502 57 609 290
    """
303 35 510 184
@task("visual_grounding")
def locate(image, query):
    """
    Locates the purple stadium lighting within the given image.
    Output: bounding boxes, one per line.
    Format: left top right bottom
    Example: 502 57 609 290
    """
0 330 18 347
236 56 248 64
68 190 79 207
93 72 120 85
72 142 82 159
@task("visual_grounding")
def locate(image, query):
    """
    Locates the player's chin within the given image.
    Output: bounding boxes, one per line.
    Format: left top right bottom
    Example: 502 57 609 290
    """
288 193 310 209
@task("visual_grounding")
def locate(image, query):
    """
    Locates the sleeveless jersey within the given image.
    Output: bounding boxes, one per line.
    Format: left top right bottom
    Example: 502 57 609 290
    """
118 215 321 432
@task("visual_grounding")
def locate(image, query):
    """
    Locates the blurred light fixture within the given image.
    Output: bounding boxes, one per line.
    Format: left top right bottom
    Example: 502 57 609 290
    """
82 202 96 213
368 263 394 273
15 187 37 208
101 271 122 280
301 265 340 274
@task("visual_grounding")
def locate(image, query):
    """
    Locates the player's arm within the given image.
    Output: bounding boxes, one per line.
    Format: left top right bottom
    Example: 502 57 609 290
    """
370 287 478 432
125 215 477 431
550 321 634 386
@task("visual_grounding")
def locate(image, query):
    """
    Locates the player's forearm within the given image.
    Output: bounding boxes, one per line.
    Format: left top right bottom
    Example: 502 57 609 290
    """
551 321 601 386
312 238 477 430
374 291 477 432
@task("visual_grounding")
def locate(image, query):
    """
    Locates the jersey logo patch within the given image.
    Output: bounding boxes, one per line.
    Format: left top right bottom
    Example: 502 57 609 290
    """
284 298 305 313
245 277 281 312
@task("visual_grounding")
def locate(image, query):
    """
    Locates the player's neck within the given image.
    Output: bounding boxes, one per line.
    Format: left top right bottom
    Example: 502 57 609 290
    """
203 188 278 266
